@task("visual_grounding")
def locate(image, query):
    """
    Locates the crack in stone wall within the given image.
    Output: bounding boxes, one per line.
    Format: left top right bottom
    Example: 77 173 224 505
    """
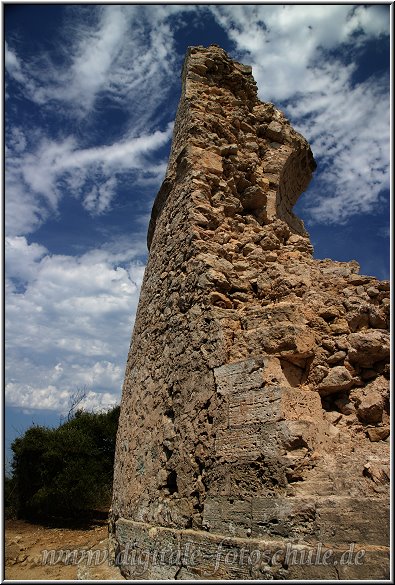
110 45 390 580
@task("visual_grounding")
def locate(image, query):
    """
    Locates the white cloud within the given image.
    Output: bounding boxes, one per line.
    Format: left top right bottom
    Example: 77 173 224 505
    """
5 382 119 413
288 67 390 223
211 5 388 98
66 7 130 110
5 236 145 412
5 5 184 237
5 236 47 284
8 127 27 153
83 177 117 215
5 384 71 412
5 123 173 235
5 41 25 84
210 4 390 224
5 5 188 128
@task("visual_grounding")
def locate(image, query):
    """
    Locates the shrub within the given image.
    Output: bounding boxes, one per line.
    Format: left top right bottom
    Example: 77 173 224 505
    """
10 406 120 521
4 475 18 518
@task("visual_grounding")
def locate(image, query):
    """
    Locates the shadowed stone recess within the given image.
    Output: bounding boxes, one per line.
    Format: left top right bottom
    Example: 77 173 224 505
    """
109 45 390 580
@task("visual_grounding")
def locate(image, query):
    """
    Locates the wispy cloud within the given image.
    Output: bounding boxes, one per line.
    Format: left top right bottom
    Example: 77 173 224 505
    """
289 66 389 223
6 5 389 232
83 177 118 215
5 235 145 412
5 5 186 130
5 123 173 235
5 4 184 237
210 4 390 224
5 41 26 84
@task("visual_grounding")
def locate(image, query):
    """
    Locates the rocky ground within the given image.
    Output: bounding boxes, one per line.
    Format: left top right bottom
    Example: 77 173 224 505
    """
4 518 124 580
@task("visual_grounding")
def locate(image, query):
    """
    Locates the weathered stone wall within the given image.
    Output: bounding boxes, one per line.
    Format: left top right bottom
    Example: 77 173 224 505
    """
110 45 390 580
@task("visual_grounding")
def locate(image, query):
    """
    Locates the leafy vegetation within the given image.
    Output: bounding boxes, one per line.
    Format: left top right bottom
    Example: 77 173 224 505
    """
8 406 120 521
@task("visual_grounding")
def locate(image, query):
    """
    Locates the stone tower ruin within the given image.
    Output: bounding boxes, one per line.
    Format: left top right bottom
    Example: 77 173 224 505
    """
110 45 390 580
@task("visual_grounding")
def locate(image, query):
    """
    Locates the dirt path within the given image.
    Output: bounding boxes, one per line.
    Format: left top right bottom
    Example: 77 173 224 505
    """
4 518 124 580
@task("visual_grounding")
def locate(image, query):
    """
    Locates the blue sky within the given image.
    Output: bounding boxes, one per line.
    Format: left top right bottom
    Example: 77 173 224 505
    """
4 4 391 469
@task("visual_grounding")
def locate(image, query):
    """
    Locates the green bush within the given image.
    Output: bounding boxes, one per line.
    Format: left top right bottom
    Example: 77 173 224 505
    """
10 406 120 521
4 475 18 518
